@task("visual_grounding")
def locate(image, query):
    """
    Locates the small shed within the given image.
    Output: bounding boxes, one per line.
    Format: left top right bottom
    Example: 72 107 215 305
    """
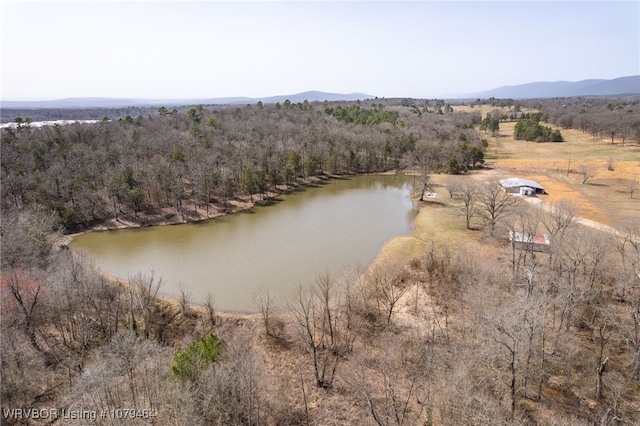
499 177 545 196
509 231 551 253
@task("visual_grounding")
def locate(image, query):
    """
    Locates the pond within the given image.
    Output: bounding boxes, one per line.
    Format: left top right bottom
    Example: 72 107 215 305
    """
71 174 418 312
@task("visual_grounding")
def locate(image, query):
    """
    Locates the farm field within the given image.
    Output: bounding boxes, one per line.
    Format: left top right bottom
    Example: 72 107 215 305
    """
481 121 640 227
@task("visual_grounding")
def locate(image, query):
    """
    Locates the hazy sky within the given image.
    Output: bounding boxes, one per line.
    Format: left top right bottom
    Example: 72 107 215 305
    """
1 1 638 100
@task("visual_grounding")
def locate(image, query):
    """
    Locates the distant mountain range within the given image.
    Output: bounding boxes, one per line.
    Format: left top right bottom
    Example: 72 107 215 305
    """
2 77 638 109
0 91 373 109
469 75 640 99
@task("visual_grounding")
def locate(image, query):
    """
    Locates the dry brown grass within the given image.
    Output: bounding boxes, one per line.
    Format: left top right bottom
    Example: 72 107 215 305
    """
368 174 486 271
482 121 640 227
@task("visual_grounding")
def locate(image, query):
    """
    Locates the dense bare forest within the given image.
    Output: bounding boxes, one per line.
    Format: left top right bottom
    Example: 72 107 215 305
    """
1 99 483 231
2 96 640 425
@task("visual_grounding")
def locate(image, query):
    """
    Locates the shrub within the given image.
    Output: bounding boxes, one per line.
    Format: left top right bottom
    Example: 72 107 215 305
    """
170 332 222 382
514 117 563 142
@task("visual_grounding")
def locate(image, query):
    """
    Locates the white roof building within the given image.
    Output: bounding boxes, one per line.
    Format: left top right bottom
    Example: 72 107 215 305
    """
499 178 545 196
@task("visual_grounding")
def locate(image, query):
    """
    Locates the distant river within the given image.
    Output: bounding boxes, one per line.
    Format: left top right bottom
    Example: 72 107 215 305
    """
71 174 418 312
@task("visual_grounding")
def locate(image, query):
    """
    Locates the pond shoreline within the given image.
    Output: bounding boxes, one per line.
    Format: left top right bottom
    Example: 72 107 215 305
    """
59 171 414 245
66 170 420 314
58 174 335 246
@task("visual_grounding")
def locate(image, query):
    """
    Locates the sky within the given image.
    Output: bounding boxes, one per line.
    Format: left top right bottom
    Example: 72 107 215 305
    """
1 0 639 100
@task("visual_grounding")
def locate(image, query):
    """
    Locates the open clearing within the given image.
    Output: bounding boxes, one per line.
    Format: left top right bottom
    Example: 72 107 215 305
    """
481 121 640 227
452 104 639 226
372 119 639 278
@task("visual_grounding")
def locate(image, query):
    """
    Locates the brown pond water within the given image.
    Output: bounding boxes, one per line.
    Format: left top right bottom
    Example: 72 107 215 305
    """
71 174 418 312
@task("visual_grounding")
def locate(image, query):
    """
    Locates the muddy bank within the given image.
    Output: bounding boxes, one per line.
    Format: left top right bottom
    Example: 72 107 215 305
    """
58 175 344 246
67 171 420 314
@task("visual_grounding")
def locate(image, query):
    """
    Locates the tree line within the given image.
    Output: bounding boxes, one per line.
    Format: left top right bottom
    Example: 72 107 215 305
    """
1 99 484 231
524 96 640 144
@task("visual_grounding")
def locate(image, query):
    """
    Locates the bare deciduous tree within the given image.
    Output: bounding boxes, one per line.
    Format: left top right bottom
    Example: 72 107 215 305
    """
254 287 280 337
127 273 161 339
456 180 478 230
353 334 428 426
481 298 526 421
444 176 460 199
290 275 344 389
64 331 171 425
542 199 577 240
412 139 438 201
578 164 594 184
554 229 589 343
505 205 542 290
476 179 521 237
369 265 410 327
629 176 639 199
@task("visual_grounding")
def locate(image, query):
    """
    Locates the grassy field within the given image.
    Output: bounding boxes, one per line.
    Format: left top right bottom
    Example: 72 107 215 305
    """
482 121 640 226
